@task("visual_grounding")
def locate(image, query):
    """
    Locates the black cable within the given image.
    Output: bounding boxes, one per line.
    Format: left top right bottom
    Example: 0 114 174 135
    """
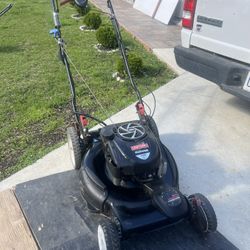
143 85 156 118
150 89 156 117
143 100 152 117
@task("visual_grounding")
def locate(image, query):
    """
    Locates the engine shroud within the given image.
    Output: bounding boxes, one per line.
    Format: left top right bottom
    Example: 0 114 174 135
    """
100 121 165 187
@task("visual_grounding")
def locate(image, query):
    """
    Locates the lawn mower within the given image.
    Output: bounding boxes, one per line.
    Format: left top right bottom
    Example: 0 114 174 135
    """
50 1 217 249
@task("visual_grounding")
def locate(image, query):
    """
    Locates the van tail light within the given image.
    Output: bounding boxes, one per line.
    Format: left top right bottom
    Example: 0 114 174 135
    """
182 0 197 29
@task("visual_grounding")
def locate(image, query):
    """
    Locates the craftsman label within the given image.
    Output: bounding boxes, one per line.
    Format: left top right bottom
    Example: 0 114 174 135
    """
131 143 149 151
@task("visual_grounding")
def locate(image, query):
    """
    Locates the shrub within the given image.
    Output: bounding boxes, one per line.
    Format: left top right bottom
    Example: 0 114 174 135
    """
117 53 143 77
84 12 102 29
75 3 90 16
96 25 118 49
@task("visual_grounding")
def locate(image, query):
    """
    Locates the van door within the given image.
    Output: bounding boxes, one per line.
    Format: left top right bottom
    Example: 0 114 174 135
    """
190 0 250 65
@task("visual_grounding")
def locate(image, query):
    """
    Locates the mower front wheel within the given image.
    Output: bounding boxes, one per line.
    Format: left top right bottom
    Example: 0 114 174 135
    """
97 219 121 250
67 126 82 170
188 193 217 234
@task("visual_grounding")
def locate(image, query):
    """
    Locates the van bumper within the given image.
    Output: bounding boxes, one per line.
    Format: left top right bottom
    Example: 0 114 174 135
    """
174 45 250 101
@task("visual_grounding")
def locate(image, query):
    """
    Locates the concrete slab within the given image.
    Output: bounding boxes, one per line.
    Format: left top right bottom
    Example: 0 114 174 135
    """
153 74 250 250
0 144 73 192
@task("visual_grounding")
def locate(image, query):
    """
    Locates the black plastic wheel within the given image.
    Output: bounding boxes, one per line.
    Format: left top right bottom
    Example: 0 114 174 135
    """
146 116 159 138
97 219 121 250
162 144 179 189
188 193 217 233
66 126 82 169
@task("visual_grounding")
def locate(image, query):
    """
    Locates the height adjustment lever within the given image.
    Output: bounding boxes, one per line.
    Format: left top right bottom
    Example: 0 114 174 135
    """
49 28 60 38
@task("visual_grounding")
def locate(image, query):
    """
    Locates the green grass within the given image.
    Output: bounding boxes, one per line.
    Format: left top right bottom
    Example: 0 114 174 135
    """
0 1 176 180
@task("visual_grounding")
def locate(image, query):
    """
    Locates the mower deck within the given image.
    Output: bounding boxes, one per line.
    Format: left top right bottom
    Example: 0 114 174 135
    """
13 170 237 250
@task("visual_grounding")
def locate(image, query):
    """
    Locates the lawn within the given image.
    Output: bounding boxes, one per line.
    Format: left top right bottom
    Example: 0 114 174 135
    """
0 0 176 180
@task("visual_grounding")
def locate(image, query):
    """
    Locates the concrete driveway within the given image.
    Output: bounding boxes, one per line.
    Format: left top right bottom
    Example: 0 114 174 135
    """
154 73 250 250
1 72 249 249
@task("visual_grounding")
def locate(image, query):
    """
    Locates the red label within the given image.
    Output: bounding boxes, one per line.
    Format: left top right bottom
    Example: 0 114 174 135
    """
131 143 149 151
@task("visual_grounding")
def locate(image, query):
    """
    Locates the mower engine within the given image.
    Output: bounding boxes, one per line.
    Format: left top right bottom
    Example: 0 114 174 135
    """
100 121 167 187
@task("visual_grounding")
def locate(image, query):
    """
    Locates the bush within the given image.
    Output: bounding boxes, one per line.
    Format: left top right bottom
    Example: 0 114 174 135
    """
84 12 102 29
96 25 118 49
75 3 90 16
117 53 143 77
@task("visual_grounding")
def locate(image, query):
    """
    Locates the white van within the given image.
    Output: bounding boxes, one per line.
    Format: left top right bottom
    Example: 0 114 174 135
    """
174 0 250 101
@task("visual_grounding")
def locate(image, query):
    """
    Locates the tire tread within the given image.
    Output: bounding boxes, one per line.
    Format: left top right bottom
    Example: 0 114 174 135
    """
67 127 82 169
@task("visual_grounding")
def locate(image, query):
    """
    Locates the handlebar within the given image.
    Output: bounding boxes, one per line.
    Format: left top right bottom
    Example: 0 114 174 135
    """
106 0 143 105
0 4 13 17
51 0 61 28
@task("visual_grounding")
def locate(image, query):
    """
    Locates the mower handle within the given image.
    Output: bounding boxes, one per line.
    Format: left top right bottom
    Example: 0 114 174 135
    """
0 4 13 17
106 0 144 106
51 0 61 28
51 0 87 27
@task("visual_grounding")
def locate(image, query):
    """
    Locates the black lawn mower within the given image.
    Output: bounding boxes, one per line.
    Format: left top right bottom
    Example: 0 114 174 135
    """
50 1 217 249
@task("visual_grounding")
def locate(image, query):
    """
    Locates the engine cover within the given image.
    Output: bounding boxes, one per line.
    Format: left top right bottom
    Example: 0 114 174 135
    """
100 121 164 187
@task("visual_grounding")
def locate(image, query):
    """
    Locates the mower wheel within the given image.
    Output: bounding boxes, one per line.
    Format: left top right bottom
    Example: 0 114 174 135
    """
147 116 159 138
162 144 179 189
67 127 82 170
188 193 217 234
97 219 121 250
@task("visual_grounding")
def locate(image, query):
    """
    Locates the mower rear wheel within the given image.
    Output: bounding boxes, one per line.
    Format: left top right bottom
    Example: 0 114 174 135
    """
188 193 217 234
97 219 121 250
67 126 82 170
146 116 159 138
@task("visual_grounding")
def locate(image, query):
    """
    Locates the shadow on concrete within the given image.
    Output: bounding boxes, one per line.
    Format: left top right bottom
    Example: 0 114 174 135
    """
160 132 250 195
226 97 250 115
15 168 238 250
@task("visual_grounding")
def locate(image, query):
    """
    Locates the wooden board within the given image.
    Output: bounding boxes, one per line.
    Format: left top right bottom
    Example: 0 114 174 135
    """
0 189 37 250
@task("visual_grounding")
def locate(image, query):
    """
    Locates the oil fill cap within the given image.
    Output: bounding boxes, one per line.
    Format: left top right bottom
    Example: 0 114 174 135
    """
100 126 115 140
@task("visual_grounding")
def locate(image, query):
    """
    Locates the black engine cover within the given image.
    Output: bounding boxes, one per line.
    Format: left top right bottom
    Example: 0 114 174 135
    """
100 121 164 186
